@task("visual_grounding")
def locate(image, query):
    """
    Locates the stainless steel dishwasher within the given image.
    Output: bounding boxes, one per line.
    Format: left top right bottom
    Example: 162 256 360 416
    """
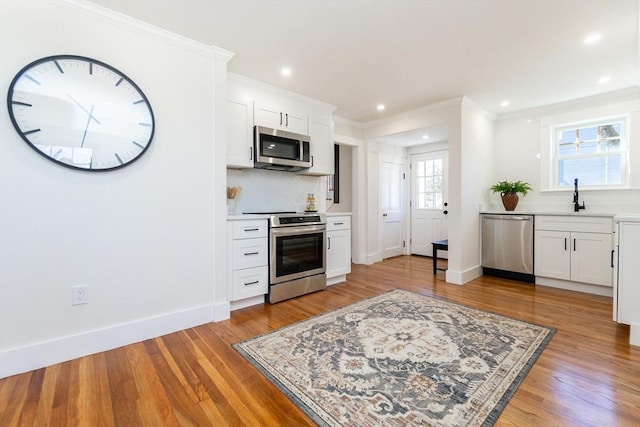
481 214 534 282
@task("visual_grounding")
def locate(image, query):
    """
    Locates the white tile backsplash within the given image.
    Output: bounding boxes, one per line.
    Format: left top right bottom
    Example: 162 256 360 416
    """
227 169 324 214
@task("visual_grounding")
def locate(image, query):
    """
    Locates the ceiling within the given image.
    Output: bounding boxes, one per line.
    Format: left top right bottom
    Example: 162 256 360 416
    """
89 0 639 124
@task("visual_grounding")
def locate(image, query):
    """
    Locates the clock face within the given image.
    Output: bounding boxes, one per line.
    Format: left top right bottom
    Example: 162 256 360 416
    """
7 55 155 171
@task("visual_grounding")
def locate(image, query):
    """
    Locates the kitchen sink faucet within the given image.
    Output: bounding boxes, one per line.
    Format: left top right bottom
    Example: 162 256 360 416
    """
573 178 586 212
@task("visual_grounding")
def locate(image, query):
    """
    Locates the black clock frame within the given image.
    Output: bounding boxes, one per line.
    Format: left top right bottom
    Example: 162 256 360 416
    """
6 54 156 172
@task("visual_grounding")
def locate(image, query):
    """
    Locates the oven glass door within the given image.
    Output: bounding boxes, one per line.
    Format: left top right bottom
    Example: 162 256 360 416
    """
271 226 326 284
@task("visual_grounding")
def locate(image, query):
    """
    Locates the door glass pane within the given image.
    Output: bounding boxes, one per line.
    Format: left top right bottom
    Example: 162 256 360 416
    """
415 158 444 209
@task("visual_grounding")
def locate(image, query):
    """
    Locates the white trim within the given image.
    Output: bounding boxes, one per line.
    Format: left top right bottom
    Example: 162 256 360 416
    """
227 72 336 112
52 0 235 61
535 277 613 297
362 97 464 129
446 265 483 285
0 304 218 379
213 301 231 321
327 275 347 286
229 295 265 311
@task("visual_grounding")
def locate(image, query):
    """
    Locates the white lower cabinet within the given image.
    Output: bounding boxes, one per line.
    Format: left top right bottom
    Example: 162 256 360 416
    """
326 215 351 284
535 216 613 288
228 219 268 305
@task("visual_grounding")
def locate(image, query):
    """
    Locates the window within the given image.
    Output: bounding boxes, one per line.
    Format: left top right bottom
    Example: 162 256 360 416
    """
415 158 443 209
552 116 628 189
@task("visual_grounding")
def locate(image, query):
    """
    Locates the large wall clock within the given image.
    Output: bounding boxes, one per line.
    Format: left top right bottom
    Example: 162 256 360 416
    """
7 55 155 171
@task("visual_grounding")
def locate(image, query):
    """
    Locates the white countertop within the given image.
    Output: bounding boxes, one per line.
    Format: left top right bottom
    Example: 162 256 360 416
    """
614 213 640 223
480 210 617 217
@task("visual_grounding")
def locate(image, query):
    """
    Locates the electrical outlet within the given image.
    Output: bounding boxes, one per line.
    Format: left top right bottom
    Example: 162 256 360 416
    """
71 285 88 305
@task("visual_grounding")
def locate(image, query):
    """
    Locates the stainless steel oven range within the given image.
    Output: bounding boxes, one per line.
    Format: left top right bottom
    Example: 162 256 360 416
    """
268 213 326 303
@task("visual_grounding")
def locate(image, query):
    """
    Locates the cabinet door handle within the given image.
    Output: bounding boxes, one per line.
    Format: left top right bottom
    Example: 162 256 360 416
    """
285 113 289 126
244 251 259 256
328 237 331 250
244 280 259 286
243 228 260 232
611 250 615 268
333 222 344 225
311 155 314 167
279 112 283 126
573 238 576 251
564 238 567 250
249 146 253 161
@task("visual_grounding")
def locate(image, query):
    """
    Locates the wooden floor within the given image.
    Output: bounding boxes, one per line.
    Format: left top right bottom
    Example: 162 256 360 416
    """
1 255 639 426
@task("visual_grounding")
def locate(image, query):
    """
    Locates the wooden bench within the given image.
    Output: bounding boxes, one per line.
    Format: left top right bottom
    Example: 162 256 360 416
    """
432 239 448 274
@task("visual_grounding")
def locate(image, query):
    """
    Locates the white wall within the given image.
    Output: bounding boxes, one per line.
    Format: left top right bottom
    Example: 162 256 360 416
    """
0 1 231 378
493 90 640 214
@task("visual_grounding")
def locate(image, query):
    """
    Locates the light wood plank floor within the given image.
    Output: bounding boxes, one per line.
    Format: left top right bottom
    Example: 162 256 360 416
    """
1 255 639 426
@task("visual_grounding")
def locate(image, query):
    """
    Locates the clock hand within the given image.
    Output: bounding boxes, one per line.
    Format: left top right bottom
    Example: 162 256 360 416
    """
66 93 101 125
81 105 95 148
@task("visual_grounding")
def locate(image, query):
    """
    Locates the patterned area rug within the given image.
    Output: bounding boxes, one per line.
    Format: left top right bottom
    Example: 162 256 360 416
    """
234 289 555 426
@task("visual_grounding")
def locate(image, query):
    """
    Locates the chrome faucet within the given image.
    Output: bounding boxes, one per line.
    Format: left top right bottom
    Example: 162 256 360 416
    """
573 178 585 212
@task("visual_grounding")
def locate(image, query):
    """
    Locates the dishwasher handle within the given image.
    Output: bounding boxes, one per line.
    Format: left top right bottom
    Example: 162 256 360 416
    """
483 215 532 221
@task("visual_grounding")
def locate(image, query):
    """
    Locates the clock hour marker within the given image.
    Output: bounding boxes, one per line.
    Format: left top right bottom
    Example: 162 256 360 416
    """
12 101 32 107
132 141 144 149
23 74 41 85
53 60 64 74
139 123 152 127
115 77 124 87
23 128 41 135
133 99 145 105
89 62 93 75
115 154 123 165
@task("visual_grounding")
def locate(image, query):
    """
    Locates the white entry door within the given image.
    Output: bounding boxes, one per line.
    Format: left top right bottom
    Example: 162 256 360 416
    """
410 151 448 257
381 160 406 259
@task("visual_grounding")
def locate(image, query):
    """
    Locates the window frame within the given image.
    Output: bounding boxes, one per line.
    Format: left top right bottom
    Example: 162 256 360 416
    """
550 115 630 190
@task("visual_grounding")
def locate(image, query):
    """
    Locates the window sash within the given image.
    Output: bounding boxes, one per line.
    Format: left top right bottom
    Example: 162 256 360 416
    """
552 117 628 189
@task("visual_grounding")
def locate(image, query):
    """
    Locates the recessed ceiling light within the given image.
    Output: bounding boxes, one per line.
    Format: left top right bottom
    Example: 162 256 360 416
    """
500 100 510 107
281 67 292 76
598 75 611 84
377 104 385 111
422 134 429 140
584 33 602 45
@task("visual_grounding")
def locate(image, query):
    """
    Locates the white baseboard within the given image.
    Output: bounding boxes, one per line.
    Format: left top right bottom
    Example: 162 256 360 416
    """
446 265 483 285
230 295 265 311
630 323 640 347
535 277 613 297
213 301 231 321
0 304 218 379
327 275 347 286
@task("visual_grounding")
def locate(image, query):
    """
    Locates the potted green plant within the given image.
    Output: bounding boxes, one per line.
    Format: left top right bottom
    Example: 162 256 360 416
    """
490 180 532 211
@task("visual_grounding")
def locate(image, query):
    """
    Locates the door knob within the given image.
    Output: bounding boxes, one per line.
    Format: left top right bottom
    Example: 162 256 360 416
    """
383 213 388 217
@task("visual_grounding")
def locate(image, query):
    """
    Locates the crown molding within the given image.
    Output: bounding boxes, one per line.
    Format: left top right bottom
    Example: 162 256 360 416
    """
51 0 234 61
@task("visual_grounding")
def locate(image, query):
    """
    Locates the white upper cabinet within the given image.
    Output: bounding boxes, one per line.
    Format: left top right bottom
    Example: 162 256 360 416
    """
226 73 336 171
254 102 308 135
302 115 335 176
226 95 254 168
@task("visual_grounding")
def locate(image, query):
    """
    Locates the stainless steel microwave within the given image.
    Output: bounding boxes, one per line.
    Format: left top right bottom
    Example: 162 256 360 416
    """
254 126 311 171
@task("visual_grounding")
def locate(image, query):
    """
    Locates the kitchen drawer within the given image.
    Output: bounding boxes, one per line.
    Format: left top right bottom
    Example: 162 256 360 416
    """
232 220 268 239
232 266 268 300
327 216 351 231
535 215 613 233
232 238 268 270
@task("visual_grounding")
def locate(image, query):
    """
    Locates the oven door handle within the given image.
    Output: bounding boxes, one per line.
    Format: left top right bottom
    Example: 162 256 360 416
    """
270 224 326 236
